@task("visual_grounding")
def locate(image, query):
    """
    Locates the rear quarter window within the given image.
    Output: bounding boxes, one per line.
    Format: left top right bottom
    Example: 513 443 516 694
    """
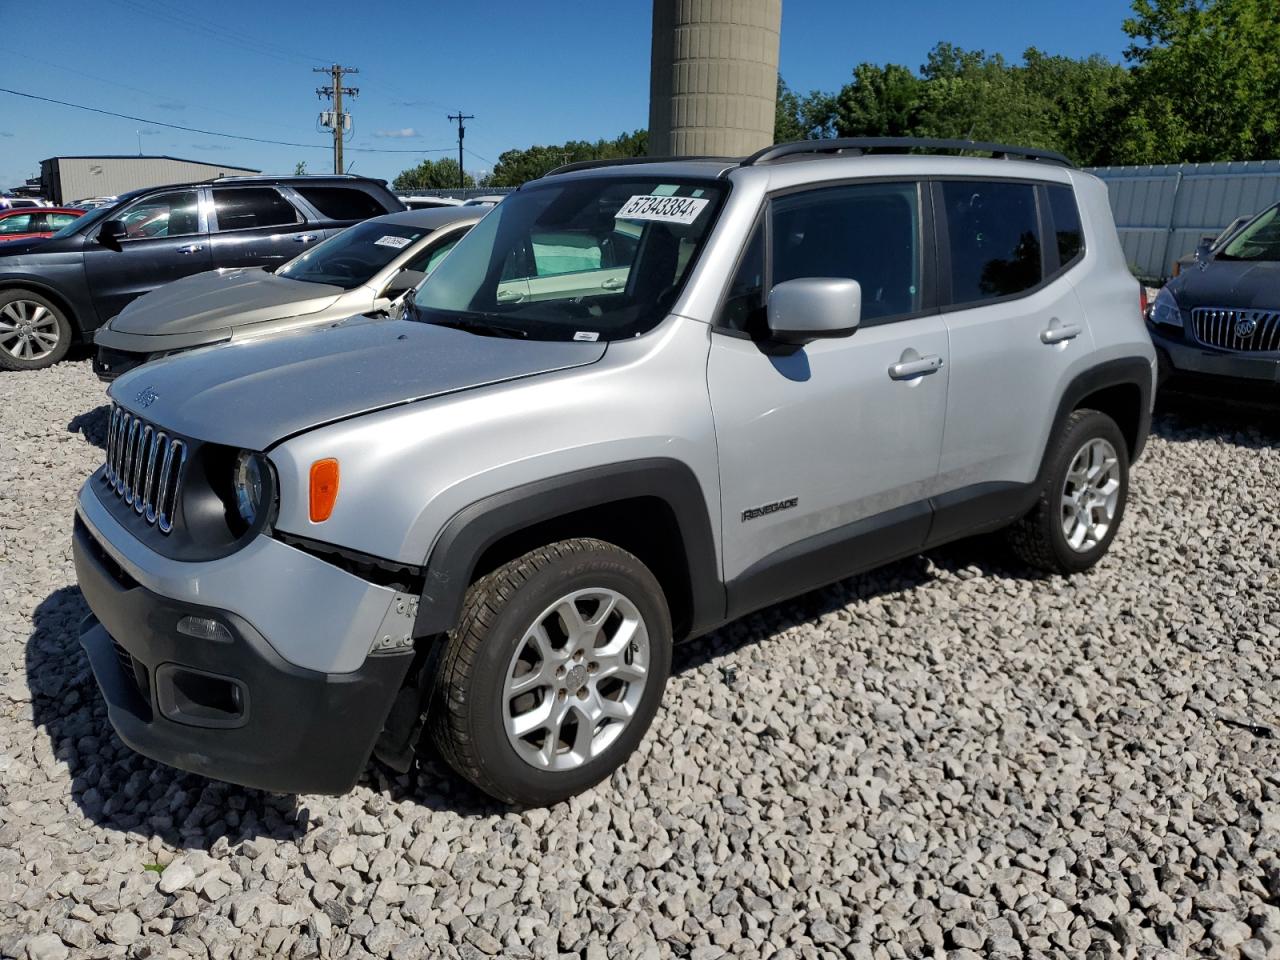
1047 184 1084 266
296 187 391 222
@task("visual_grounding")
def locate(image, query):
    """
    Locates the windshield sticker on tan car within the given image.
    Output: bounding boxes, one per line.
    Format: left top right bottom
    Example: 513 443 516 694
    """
616 195 710 225
374 235 412 249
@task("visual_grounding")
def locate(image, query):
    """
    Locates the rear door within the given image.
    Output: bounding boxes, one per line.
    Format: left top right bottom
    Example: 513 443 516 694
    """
83 188 210 322
932 178 1094 521
208 186 313 270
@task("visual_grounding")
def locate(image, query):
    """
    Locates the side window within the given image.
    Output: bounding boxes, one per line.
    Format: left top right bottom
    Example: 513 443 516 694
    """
295 186 389 221
530 232 603 276
422 238 460 275
0 214 32 234
47 213 80 229
718 222 765 333
771 182 921 323
942 180 1042 304
117 191 200 239
1046 184 1084 267
212 187 300 231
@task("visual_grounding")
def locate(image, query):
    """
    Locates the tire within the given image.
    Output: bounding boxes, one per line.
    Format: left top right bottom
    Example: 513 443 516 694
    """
1007 409 1130 574
0 289 72 371
427 538 672 806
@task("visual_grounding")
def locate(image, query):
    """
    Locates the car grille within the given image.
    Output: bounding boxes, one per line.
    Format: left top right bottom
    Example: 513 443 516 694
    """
102 404 187 533
1190 307 1280 353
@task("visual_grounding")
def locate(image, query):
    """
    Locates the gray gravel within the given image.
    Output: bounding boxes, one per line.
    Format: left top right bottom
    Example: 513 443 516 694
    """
2 358 1279 959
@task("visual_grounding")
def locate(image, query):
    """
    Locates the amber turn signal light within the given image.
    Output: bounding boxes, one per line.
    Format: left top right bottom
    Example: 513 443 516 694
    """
309 459 340 522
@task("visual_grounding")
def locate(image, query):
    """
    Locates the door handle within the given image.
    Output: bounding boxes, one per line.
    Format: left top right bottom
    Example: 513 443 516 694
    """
600 276 626 290
293 234 318 243
496 289 525 303
888 354 943 380
1040 323 1081 344
176 244 203 254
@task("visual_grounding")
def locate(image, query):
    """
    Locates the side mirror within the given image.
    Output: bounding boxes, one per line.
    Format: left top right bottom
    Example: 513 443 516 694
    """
97 219 126 250
766 277 862 345
383 268 427 300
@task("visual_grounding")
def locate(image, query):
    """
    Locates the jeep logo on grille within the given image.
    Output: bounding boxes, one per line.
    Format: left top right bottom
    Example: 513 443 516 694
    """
1236 317 1257 338
135 385 159 408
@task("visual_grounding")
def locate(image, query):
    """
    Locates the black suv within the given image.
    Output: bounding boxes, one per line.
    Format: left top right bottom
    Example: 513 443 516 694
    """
0 175 402 370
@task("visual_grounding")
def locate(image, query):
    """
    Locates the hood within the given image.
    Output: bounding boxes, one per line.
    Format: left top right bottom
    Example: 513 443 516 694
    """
1171 258 1280 310
109 317 607 449
110 267 346 335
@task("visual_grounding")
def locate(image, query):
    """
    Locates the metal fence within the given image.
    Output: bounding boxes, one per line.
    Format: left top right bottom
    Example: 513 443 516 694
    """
1086 159 1280 282
396 187 515 201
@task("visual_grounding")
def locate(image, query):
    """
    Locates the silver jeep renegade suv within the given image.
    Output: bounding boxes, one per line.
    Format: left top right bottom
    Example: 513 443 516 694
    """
73 139 1156 806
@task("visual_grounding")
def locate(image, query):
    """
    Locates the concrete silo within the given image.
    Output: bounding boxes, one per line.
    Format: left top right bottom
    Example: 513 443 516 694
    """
648 0 783 157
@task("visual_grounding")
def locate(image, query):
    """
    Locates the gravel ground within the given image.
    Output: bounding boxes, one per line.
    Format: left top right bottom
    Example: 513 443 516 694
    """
2 357 1279 960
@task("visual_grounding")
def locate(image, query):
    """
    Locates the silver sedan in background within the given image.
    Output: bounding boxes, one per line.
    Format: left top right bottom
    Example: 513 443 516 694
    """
93 206 482 381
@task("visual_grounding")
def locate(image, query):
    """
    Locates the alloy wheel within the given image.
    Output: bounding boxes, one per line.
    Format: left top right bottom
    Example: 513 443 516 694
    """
0 300 60 361
502 587 650 772
1059 437 1121 552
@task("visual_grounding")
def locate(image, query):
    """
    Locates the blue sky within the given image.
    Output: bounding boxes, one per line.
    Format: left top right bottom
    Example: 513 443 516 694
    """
1 0 1135 192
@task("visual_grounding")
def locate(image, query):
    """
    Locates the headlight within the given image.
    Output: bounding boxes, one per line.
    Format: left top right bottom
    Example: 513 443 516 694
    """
233 451 267 526
1148 286 1183 328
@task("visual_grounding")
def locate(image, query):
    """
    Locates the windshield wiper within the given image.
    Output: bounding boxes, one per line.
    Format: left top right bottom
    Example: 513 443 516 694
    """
429 314 529 339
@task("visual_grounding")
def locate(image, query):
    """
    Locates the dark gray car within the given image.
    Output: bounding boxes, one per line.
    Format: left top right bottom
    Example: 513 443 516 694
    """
93 207 481 381
1148 201 1280 388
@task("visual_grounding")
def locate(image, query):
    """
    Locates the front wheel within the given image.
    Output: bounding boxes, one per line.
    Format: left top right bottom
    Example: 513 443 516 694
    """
0 289 72 371
427 538 672 806
1007 408 1130 574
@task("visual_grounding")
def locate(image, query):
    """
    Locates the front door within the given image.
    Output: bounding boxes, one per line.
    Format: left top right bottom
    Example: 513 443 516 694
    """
83 188 209 324
708 181 949 617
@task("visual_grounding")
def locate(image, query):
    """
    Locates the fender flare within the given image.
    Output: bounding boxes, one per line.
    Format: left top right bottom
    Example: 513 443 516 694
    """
412 458 725 640
1043 355 1153 473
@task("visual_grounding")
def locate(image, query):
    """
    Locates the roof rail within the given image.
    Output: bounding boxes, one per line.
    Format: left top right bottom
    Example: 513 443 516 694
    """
543 155 741 177
742 137 1074 168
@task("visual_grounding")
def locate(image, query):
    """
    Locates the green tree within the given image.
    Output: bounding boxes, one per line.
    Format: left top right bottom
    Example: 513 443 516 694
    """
1117 0 1280 162
487 131 647 187
775 76 834 142
293 160 308 175
392 157 474 191
831 63 925 138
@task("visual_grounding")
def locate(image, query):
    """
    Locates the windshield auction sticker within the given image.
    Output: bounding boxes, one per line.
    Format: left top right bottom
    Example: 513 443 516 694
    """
616 195 710 225
374 235 412 249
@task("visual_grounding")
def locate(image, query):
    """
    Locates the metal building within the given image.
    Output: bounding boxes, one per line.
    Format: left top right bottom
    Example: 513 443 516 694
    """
40 155 260 205
648 0 782 158
1086 159 1280 282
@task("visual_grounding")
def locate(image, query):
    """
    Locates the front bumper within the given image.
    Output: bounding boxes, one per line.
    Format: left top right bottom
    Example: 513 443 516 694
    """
1149 323 1280 385
93 345 148 382
73 515 413 794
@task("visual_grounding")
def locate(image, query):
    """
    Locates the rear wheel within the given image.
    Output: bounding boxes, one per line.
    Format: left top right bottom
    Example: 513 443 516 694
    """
1007 409 1129 574
427 538 671 806
0 289 72 371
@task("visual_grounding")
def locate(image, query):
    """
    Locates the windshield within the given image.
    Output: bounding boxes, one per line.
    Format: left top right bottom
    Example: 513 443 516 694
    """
50 205 112 240
276 220 432 288
1220 204 1280 261
410 176 727 341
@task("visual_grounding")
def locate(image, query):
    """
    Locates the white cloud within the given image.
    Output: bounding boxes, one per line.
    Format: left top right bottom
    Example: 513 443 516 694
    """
374 128 419 139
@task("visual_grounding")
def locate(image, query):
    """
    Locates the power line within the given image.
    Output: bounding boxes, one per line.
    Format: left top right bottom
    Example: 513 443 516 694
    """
109 0 335 65
0 87 455 154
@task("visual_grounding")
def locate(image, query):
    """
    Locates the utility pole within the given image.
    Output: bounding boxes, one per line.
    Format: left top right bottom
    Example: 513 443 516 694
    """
315 65 359 175
447 110 473 189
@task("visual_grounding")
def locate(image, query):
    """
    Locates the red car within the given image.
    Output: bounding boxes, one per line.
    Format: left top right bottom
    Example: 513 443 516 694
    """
0 207 85 243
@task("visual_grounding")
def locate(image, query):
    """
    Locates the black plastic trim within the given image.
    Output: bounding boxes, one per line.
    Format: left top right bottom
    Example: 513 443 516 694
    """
725 501 931 621
926 481 1035 546
743 137 1074 168
413 459 724 640
74 518 410 795
275 530 424 592
1047 356 1153 464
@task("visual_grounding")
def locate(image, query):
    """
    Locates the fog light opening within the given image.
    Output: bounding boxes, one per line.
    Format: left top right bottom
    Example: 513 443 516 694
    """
176 616 233 643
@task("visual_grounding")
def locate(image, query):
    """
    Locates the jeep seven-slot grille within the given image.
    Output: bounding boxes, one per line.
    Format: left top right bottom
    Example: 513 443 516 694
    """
1190 307 1280 353
102 404 187 533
